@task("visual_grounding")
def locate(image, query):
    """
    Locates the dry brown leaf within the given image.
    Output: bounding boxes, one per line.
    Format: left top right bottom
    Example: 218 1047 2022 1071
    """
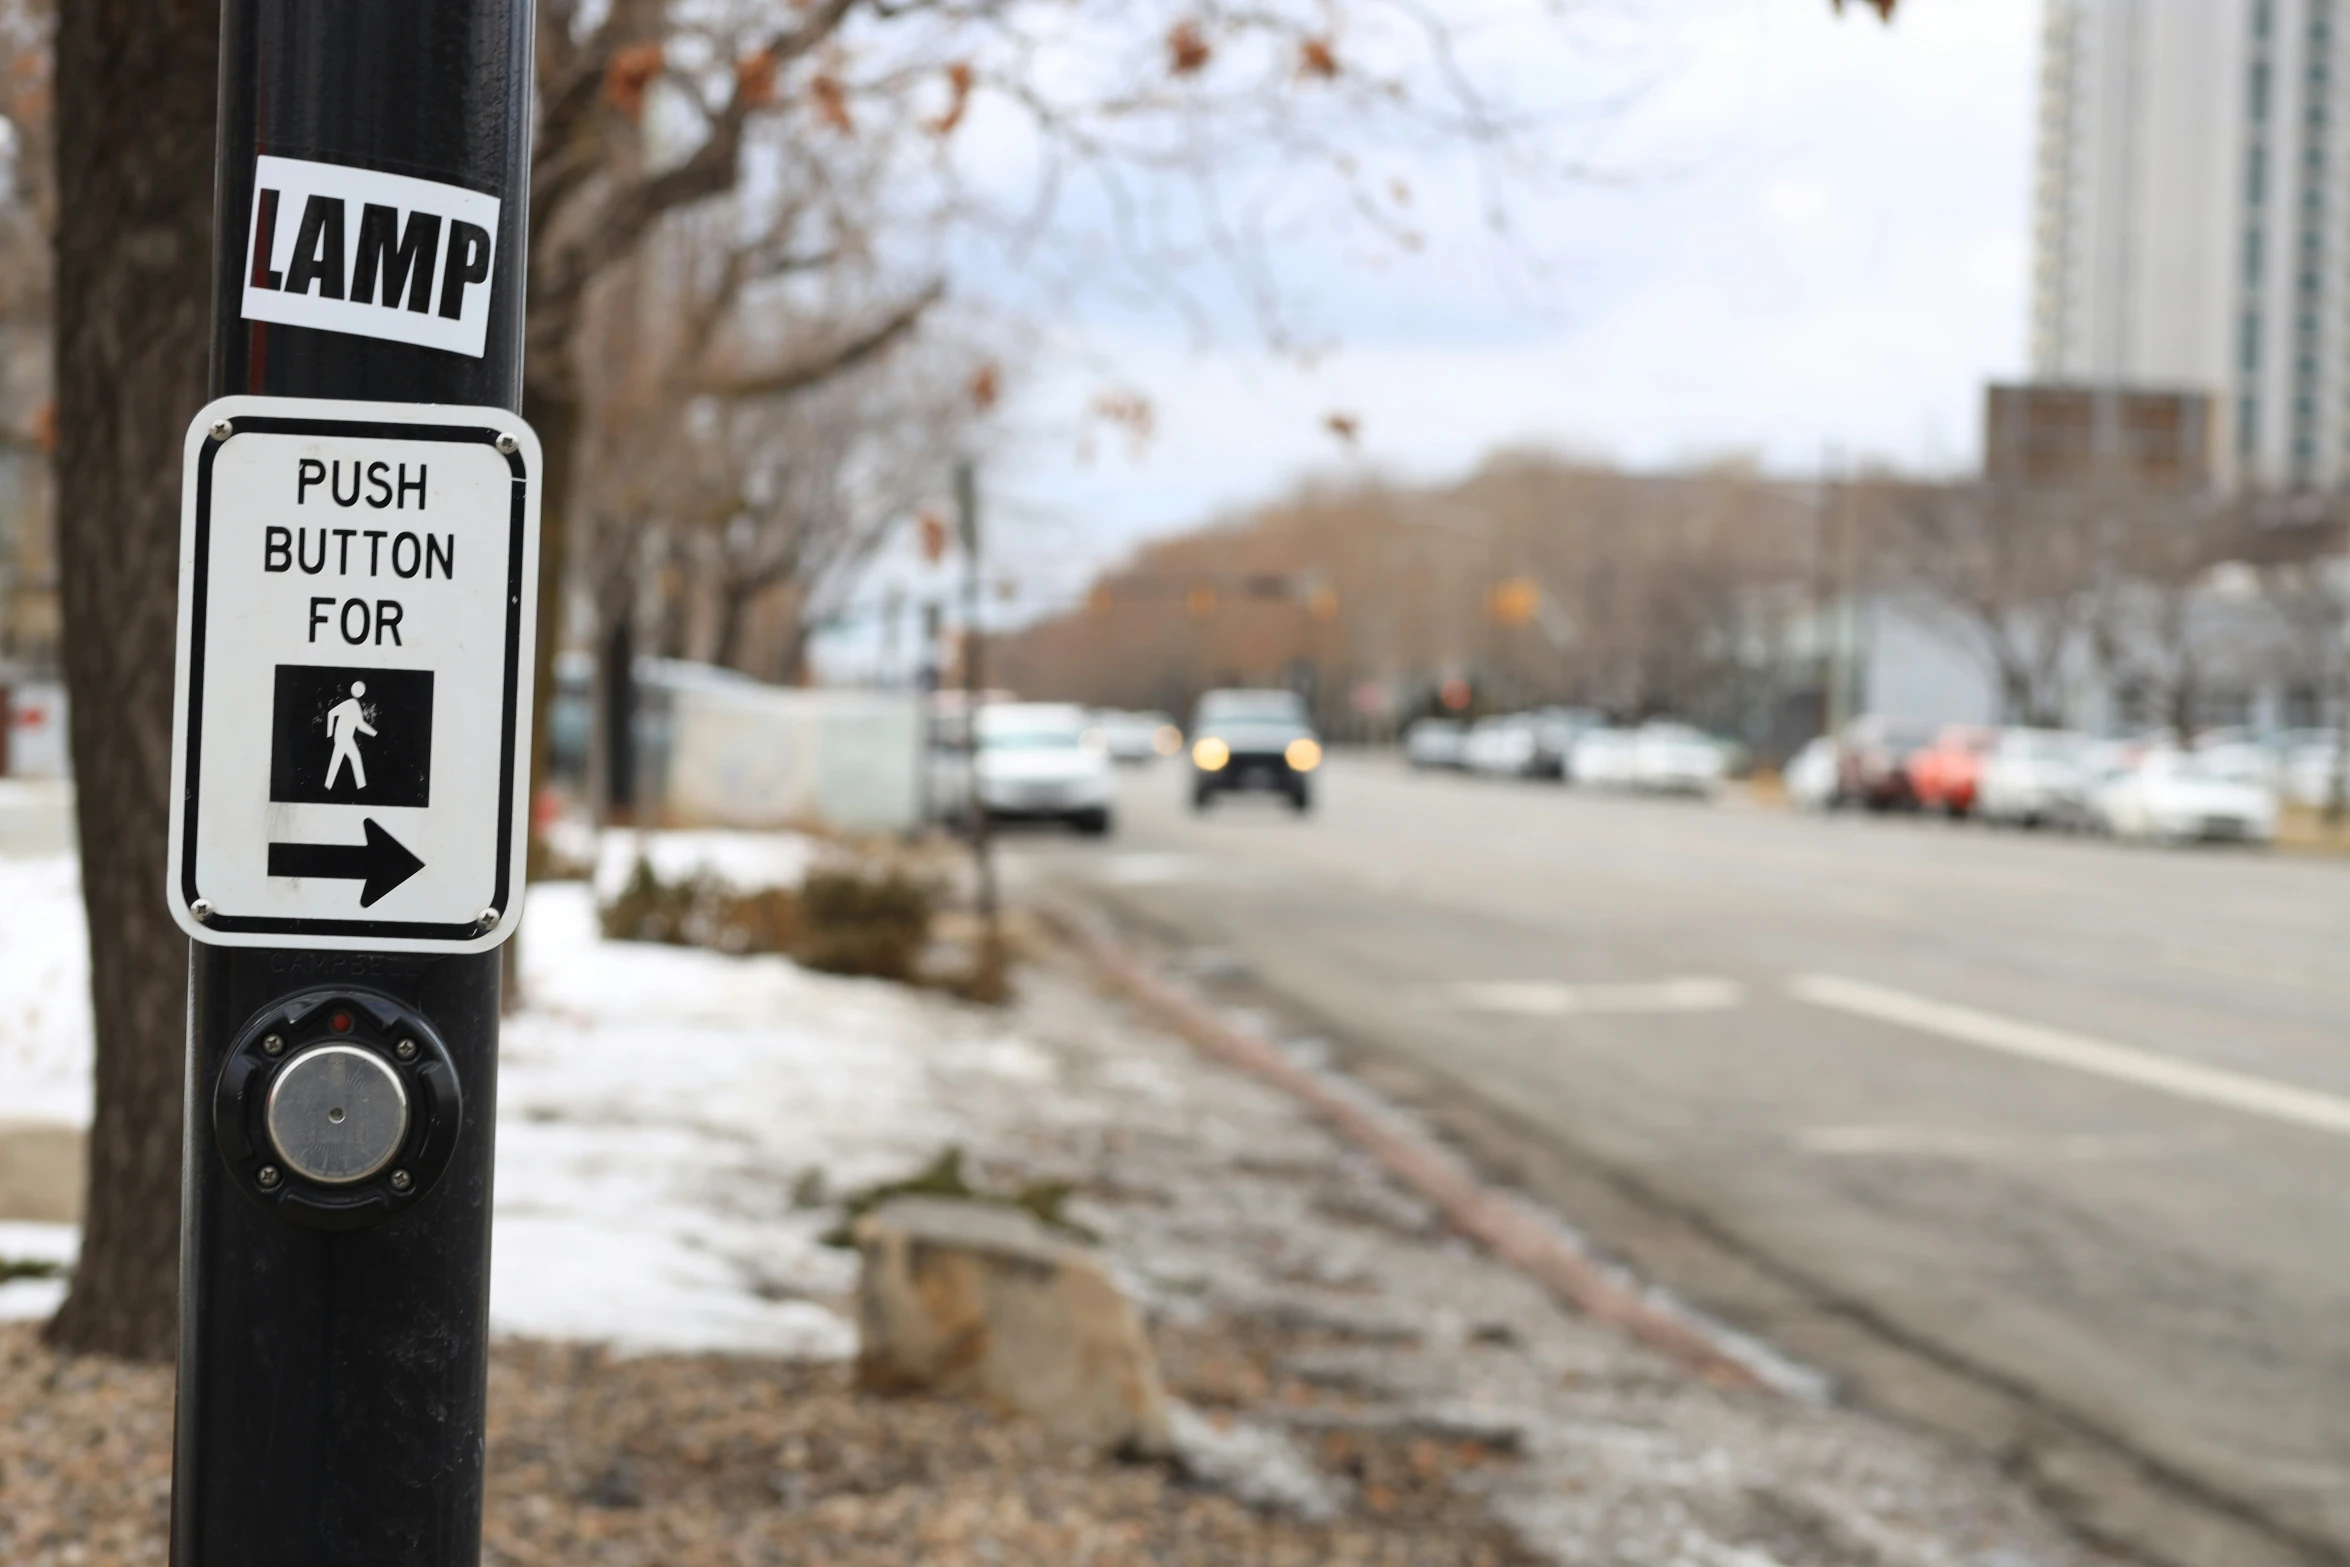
926 61 976 137
1298 37 1340 81
809 71 855 133
1167 21 1213 77
968 362 1001 411
736 49 778 109
603 41 663 121
1324 412 1361 445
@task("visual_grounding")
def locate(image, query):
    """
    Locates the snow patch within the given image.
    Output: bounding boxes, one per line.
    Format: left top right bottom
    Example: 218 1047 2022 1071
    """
591 828 819 901
0 856 92 1126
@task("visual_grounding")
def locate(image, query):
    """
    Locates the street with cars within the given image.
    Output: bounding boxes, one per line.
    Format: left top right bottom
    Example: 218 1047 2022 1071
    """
1004 733 2350 1565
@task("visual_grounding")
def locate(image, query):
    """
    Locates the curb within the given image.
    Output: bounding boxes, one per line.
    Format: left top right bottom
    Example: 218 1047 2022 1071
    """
1041 901 1767 1393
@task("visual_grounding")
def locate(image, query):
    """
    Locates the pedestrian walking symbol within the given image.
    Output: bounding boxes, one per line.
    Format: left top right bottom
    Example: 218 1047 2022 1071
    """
270 664 434 808
323 681 377 791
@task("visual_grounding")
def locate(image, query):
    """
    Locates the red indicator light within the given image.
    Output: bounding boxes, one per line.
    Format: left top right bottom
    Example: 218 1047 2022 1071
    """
330 1010 353 1033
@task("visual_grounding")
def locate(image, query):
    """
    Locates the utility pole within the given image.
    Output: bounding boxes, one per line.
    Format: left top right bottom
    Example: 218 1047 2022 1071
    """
167 5 537 1565
956 458 1004 1001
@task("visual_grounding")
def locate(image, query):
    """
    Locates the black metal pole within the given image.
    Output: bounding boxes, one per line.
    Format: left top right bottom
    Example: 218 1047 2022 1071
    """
173 5 533 1565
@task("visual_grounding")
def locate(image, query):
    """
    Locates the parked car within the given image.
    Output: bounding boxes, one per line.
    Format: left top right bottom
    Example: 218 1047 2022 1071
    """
1093 709 1181 764
1907 724 1999 817
1834 715 1937 810
969 703 1115 834
1976 728 2097 828
2283 736 2347 807
1403 717 1467 769
1568 726 1638 789
1629 721 1726 795
2094 749 2276 845
1190 688 1320 812
1464 714 1542 777
1527 706 1602 779
1784 736 1839 811
2193 735 2283 791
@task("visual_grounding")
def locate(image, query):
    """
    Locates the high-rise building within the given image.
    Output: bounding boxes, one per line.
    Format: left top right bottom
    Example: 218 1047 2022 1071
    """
2032 0 2350 491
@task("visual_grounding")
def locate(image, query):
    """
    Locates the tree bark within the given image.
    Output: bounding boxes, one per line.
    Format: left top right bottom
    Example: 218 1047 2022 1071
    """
44 0 221 1361
522 381 579 852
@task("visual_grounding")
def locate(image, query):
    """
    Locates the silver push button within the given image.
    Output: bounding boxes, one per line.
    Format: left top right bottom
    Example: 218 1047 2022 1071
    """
265 1044 409 1185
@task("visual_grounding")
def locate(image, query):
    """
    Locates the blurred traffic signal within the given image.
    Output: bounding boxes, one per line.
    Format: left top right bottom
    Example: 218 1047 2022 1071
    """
1488 577 1540 627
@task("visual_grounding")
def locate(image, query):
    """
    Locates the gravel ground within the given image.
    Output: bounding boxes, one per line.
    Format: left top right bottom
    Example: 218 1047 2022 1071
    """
1 934 2130 1566
0 1330 1531 1566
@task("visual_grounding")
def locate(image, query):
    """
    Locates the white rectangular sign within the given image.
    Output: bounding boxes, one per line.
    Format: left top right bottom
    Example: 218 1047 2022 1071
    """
167 396 540 952
242 156 503 359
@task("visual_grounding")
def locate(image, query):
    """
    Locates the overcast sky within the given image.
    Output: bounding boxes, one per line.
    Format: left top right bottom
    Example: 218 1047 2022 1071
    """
821 0 2042 665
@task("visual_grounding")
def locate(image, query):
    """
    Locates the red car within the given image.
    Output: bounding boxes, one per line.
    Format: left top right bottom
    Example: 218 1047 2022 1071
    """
1834 715 1936 810
1907 725 1998 817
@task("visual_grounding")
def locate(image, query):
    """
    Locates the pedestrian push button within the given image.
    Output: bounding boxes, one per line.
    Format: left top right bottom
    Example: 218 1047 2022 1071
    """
212 987 463 1230
265 1043 409 1185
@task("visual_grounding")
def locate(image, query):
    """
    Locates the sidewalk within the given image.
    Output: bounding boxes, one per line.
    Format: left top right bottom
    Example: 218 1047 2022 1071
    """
2 832 2120 1565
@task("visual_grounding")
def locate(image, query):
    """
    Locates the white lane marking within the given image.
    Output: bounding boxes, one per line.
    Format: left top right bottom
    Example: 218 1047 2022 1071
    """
1094 852 1198 886
1791 974 2350 1138
1444 978 1745 1016
1795 1124 2196 1163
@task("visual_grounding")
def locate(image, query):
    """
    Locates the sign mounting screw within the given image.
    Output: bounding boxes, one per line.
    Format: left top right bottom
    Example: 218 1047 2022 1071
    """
209 419 233 442
256 1165 282 1190
494 432 517 455
475 907 500 933
190 899 214 923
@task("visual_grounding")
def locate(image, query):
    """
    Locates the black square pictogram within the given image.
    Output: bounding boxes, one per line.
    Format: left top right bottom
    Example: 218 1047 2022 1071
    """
270 665 433 807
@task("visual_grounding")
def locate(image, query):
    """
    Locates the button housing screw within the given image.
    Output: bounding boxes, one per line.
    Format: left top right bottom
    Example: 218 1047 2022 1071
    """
256 1165 282 1190
394 1038 417 1062
263 1033 285 1057
389 1169 413 1193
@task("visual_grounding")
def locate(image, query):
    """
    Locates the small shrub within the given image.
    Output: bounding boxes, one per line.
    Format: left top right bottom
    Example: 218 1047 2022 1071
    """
796 868 933 982
599 857 932 981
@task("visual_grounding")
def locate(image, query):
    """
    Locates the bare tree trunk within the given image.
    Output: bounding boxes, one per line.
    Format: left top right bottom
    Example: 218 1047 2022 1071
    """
44 0 220 1361
713 576 760 675
522 381 579 863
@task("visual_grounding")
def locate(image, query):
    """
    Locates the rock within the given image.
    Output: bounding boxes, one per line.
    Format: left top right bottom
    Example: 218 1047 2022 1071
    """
852 1196 1174 1456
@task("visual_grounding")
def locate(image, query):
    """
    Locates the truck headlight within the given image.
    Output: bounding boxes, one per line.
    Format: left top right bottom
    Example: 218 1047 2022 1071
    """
1286 738 1322 772
1193 737 1230 771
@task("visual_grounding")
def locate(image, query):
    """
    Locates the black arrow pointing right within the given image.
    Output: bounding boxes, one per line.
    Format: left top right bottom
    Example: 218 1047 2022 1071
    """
266 818 426 907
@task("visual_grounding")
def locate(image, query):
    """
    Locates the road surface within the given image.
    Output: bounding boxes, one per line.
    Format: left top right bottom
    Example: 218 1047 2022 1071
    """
1009 753 2350 1567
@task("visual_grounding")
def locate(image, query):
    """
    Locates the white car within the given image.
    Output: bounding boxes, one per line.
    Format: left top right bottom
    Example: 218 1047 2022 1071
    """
1463 715 1542 777
964 703 1115 834
1093 709 1181 765
1629 721 1726 795
1404 718 1467 769
1784 736 1838 811
2094 749 2276 845
1976 727 2096 829
1568 727 1638 788
2285 739 2347 807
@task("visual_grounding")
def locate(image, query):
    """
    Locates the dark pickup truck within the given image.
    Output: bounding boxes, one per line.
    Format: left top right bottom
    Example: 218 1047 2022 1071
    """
1188 689 1321 813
